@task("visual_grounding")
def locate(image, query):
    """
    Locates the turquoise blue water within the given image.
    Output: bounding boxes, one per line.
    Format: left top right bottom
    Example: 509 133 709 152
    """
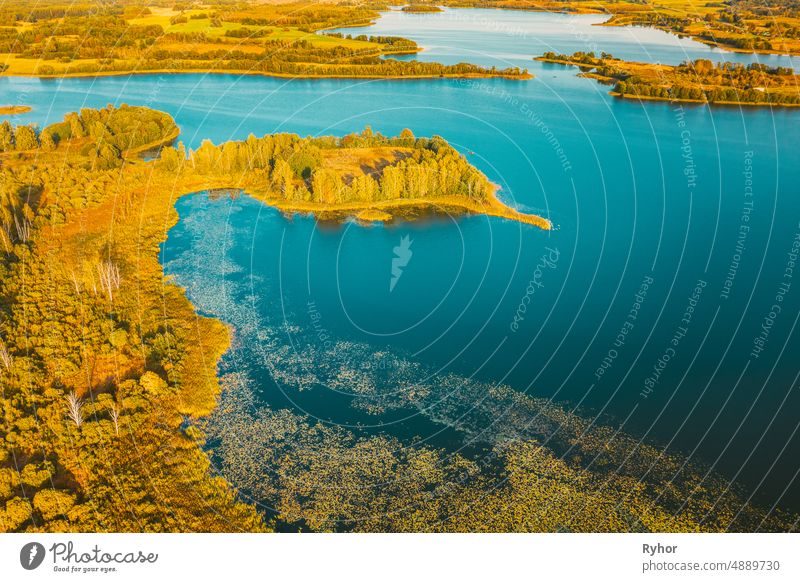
5 8 799 512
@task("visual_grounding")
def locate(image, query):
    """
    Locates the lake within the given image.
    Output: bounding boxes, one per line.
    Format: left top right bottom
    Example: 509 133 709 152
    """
4 8 799 514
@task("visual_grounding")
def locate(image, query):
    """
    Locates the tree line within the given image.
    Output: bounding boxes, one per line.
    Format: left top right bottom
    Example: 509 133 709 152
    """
28 46 528 80
159 126 495 205
0 1 528 80
1 103 263 532
1 105 177 168
540 51 800 106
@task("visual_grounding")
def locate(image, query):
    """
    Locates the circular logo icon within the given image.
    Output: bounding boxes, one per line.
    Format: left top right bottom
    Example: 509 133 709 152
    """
20 542 46 570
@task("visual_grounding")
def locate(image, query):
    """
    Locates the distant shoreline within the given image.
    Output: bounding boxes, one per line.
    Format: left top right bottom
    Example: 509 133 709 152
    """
535 56 800 108
440 5 798 57
606 91 800 108
0 105 31 115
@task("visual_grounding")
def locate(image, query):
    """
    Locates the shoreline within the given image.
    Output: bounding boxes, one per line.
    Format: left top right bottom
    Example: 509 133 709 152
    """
607 90 800 108
0 8 795 88
596 18 798 57
332 6 798 58
437 5 799 57
249 188 552 229
3 6 794 85
536 56 800 108
152 172 551 230
607 91 706 105
0 67 532 81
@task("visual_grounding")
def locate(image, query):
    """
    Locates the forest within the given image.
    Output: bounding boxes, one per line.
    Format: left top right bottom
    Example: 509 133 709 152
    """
159 128 496 206
1 105 178 166
153 127 551 226
1 103 797 532
437 0 800 55
539 51 800 106
0 1 529 79
0 105 265 532
4 0 797 82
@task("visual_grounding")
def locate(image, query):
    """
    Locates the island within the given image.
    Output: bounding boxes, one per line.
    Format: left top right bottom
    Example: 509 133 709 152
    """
439 0 800 56
402 4 445 12
537 51 800 107
0 2 529 80
0 105 31 115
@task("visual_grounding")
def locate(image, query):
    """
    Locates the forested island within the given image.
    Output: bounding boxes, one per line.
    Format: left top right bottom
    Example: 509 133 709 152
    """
0 1 528 79
0 105 31 115
1 104 798 532
538 51 800 106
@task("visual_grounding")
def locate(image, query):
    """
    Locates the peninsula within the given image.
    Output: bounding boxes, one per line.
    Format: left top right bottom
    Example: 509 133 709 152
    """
537 51 800 107
0 105 551 228
159 126 550 228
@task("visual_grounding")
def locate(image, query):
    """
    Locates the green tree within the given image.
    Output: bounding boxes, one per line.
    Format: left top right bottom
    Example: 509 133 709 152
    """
288 145 321 180
270 159 294 198
67 113 85 138
14 125 39 151
311 168 343 204
350 174 379 202
380 165 405 200
0 121 13 151
40 131 57 151
90 143 122 170
159 145 181 171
